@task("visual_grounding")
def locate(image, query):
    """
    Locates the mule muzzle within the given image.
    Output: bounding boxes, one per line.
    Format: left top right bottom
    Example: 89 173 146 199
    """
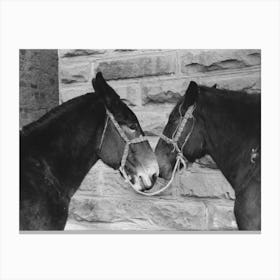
134 162 159 191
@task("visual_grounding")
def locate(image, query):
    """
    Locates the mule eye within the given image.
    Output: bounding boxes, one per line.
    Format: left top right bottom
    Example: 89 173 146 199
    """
128 124 137 130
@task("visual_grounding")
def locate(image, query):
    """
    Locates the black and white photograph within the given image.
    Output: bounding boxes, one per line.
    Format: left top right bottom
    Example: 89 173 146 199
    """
1 1 280 280
20 49 261 231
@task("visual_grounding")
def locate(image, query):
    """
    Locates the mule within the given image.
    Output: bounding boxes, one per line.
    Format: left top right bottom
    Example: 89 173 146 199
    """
155 81 261 230
20 72 159 230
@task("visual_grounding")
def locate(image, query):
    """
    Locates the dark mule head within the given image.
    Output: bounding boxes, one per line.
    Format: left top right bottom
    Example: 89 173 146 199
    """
155 81 206 179
92 72 159 192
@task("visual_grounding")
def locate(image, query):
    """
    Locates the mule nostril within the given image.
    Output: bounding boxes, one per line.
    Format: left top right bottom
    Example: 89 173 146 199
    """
151 172 158 185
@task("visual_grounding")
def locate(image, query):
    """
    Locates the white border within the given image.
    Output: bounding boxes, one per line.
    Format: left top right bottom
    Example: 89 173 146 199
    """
1 0 280 279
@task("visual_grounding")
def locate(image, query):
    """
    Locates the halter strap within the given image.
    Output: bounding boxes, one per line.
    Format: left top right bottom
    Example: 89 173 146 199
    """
98 114 109 151
133 104 196 196
98 105 196 197
159 104 196 155
98 108 149 190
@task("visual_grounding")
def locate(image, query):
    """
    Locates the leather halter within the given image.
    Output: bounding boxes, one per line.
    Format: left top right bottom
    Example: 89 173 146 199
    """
98 108 149 184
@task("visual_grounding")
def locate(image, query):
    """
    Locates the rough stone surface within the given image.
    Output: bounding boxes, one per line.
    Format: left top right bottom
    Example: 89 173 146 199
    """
75 160 234 200
57 49 260 231
65 161 236 231
60 49 108 58
60 63 91 85
67 194 208 230
108 81 142 106
58 49 162 60
20 49 59 128
20 107 49 127
180 49 261 75
206 201 237 230
133 104 174 135
142 78 188 105
59 84 93 103
94 53 176 80
171 166 235 200
200 71 261 94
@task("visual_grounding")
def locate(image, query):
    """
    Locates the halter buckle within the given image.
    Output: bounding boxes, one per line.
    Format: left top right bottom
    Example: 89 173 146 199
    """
250 147 259 164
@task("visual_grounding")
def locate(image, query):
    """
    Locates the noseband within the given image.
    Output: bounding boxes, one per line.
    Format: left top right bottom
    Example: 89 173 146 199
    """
98 105 196 197
125 104 196 196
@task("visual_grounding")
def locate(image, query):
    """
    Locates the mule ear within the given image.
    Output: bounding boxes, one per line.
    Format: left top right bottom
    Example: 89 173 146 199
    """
91 72 119 108
212 83 217 88
182 81 198 109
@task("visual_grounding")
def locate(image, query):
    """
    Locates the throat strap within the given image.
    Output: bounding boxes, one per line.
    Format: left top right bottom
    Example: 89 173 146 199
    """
98 114 109 151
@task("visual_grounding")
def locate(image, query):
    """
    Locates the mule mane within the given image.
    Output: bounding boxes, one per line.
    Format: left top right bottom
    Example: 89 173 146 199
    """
20 92 99 138
198 85 260 133
199 85 260 105
199 86 261 117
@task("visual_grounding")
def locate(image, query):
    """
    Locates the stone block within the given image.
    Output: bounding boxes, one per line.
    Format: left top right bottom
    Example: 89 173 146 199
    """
142 78 188 105
59 49 108 58
58 49 164 60
20 49 59 127
68 193 207 230
177 164 235 199
180 49 261 75
20 108 48 128
196 155 217 169
60 63 91 85
59 84 93 103
94 53 177 80
78 160 131 194
78 159 234 200
205 200 237 230
20 88 58 111
199 71 261 93
139 163 235 200
20 49 58 73
108 81 142 106
67 160 236 230
59 81 142 106
133 104 174 135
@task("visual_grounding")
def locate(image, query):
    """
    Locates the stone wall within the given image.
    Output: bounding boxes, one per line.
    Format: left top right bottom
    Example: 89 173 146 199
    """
20 50 59 128
58 49 261 231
